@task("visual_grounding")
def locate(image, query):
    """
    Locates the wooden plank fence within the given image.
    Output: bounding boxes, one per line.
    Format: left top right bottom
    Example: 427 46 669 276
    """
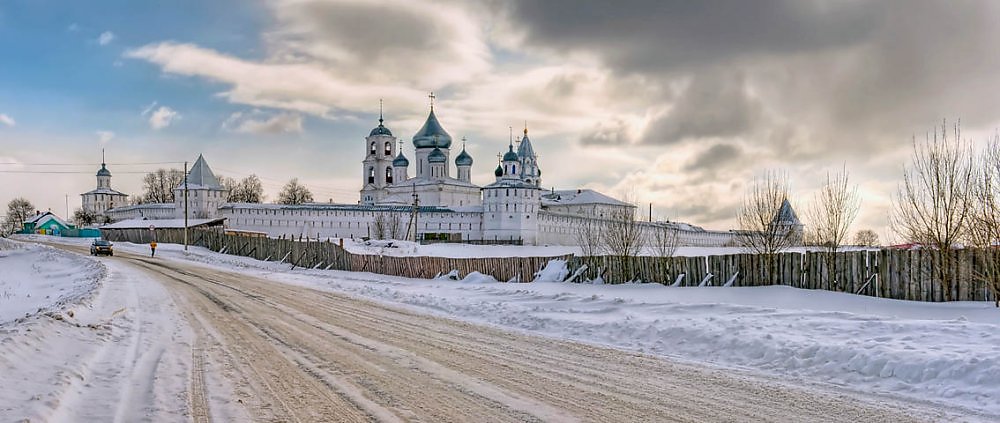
102 227 569 283
101 227 997 303
567 250 998 302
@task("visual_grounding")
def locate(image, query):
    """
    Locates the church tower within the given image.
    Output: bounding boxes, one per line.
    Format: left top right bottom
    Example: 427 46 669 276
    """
80 149 128 218
518 124 541 187
361 101 397 205
481 140 542 244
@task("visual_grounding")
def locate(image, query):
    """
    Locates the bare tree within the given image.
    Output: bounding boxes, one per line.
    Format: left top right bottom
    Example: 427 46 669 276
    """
277 178 314 205
968 134 1000 306
649 222 680 257
224 174 265 203
140 168 184 203
372 211 405 240
737 170 797 256
853 229 880 247
4 198 34 235
72 208 98 227
574 212 605 256
603 200 645 282
890 120 975 301
806 167 861 290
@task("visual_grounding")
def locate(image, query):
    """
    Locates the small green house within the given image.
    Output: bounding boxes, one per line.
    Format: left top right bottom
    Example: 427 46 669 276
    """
22 211 74 236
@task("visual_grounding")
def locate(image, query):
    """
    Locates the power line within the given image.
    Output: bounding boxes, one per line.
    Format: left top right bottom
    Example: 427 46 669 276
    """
0 161 183 166
0 170 154 174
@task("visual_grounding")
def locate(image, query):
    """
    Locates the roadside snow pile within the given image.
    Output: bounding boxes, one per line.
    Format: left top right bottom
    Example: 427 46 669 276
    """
533 259 569 282
0 239 103 324
460 272 497 284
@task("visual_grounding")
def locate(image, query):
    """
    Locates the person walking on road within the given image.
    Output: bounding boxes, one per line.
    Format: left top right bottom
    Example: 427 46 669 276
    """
150 241 157 257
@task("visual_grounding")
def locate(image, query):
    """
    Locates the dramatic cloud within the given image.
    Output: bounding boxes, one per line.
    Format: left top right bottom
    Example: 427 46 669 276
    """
144 105 179 130
224 111 303 134
0 113 15 127
642 71 762 145
113 0 1000 232
683 143 743 172
97 31 115 46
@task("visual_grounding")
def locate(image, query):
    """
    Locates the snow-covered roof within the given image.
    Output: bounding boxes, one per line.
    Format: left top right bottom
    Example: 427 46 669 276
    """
81 187 128 196
101 218 226 229
106 203 176 212
25 211 70 228
221 203 465 213
483 179 539 189
541 189 633 208
389 176 480 189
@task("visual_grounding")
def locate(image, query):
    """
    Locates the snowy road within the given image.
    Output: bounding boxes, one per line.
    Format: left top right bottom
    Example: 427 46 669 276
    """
10 242 957 422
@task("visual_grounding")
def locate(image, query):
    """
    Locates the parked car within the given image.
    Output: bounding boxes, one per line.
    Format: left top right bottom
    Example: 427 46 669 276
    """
90 239 114 256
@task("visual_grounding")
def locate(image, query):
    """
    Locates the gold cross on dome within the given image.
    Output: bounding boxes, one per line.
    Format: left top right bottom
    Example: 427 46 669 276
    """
428 92 435 110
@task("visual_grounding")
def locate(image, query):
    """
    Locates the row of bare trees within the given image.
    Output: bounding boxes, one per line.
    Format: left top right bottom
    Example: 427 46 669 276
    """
890 121 1000 302
574 205 681 259
134 168 305 206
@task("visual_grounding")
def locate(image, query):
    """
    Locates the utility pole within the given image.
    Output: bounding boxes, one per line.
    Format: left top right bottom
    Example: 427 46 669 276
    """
65 194 69 220
409 184 419 242
183 160 189 251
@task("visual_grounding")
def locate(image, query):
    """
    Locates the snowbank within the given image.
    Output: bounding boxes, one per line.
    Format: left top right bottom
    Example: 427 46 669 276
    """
0 238 103 325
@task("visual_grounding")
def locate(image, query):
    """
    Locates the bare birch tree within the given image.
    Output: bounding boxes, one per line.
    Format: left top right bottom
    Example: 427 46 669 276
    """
372 210 405 240
806 166 861 290
649 222 680 257
603 200 645 282
890 120 975 301
967 134 1000 306
736 170 796 256
603 207 645 258
574 209 605 257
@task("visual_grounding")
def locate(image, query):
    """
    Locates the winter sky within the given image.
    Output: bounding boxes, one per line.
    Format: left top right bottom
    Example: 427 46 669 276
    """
2 0 1000 237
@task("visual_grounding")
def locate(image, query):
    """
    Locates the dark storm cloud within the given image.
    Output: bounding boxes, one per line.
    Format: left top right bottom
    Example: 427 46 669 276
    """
505 0 1000 153
683 143 743 172
642 71 760 145
504 0 882 74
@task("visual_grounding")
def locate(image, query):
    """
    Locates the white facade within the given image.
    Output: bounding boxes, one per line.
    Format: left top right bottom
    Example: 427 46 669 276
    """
81 161 128 217
360 107 482 209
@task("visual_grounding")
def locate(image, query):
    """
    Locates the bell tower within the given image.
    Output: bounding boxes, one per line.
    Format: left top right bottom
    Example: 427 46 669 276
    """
361 100 397 205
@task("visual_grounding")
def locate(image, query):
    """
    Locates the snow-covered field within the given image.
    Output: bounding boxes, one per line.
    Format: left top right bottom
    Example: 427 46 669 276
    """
0 238 103 325
27 235 997 418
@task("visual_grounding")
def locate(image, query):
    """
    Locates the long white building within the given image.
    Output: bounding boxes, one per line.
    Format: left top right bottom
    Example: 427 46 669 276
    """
99 102 788 246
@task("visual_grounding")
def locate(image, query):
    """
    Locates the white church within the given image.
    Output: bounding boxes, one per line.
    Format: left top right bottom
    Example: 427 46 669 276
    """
92 100 790 246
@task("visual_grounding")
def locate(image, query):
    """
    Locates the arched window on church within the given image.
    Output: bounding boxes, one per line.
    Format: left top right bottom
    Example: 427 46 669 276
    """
385 167 393 184
370 142 376 155
512 164 517 174
368 167 375 184
384 142 392 155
